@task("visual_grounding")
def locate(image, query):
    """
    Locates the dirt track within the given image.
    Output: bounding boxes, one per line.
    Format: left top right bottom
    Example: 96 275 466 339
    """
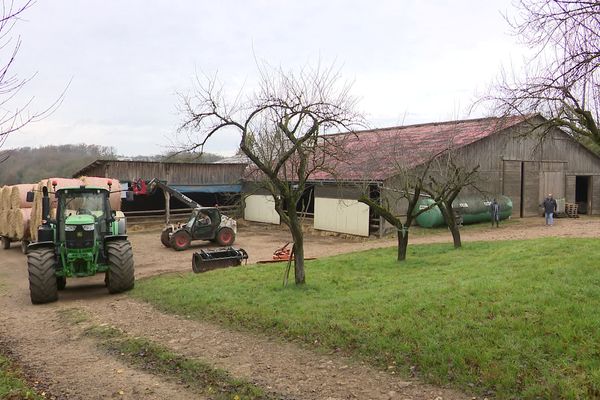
1 216 597 399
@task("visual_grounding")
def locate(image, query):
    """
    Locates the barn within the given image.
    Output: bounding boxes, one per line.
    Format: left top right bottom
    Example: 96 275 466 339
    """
73 160 246 222
243 114 600 236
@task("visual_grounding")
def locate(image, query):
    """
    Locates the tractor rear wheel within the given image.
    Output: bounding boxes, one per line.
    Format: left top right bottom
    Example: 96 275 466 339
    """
160 228 172 247
27 247 58 304
106 240 135 294
216 227 235 246
170 231 191 251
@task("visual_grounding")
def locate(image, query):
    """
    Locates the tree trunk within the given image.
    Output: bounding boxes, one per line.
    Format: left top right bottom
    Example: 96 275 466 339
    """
440 202 461 248
288 212 306 285
397 228 409 261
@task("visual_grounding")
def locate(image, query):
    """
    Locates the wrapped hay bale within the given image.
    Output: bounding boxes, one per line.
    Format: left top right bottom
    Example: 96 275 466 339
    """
12 208 31 240
78 176 122 211
0 210 8 236
10 184 36 209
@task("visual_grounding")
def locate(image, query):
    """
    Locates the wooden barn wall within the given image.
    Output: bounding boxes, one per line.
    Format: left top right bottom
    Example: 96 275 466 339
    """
80 162 245 185
451 121 600 215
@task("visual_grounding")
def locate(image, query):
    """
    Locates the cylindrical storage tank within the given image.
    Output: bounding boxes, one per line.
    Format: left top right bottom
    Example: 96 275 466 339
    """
414 198 445 228
13 208 32 240
10 184 36 209
456 195 513 225
78 176 122 211
415 195 513 228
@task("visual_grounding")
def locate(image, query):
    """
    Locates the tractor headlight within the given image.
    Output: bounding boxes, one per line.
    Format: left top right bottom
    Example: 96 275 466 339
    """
65 225 76 232
82 224 95 231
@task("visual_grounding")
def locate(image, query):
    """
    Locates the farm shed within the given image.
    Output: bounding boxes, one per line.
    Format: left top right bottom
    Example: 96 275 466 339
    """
243 114 600 237
72 160 246 219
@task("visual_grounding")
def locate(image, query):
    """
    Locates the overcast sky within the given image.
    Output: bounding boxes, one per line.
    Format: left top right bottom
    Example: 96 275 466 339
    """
3 0 527 156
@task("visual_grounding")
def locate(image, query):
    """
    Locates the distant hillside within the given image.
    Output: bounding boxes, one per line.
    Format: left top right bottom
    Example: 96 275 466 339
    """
0 144 117 185
0 145 225 185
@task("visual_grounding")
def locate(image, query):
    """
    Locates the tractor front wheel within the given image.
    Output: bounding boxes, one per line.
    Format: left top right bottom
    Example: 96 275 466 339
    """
160 228 172 247
216 227 235 246
106 240 135 294
170 231 191 251
27 247 58 304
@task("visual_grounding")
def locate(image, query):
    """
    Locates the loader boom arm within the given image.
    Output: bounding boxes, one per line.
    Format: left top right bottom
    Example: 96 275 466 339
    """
146 179 201 209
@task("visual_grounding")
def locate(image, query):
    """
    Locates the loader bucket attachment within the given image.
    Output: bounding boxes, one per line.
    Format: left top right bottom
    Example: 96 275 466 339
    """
192 247 248 273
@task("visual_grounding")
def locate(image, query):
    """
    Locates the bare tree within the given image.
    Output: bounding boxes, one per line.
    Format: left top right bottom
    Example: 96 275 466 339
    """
421 153 479 249
488 0 600 146
178 65 364 285
0 0 40 160
358 150 447 262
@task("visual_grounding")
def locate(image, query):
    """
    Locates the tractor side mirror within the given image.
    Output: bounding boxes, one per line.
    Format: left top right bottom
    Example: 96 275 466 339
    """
26 191 34 202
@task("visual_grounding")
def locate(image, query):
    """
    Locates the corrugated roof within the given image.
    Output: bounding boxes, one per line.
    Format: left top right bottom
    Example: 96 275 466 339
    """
309 115 531 181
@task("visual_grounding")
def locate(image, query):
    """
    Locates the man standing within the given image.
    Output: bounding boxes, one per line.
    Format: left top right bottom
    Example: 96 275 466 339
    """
542 193 558 226
490 198 500 228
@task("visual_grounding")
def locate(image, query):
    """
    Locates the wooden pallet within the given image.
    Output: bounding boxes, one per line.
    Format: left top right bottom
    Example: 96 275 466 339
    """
565 203 579 218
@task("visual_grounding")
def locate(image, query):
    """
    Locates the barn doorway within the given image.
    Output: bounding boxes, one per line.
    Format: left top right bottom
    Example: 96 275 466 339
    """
575 176 591 214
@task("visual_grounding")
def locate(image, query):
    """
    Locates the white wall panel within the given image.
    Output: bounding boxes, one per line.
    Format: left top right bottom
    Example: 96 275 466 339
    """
244 195 280 224
314 198 369 237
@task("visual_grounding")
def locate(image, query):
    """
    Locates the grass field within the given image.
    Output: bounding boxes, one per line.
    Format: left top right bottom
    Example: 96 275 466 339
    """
0 354 41 399
133 238 600 399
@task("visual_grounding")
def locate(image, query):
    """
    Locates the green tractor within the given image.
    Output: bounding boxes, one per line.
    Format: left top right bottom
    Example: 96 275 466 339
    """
26 181 134 304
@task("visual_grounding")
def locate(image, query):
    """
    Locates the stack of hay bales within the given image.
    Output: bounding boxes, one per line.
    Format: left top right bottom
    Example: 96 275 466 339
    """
29 177 122 241
0 184 35 241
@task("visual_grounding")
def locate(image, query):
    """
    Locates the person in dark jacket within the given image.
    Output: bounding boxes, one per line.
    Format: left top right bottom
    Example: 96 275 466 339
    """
542 193 558 226
490 198 500 227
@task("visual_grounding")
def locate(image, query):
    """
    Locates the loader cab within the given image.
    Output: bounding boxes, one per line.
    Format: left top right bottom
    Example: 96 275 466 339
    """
188 208 220 239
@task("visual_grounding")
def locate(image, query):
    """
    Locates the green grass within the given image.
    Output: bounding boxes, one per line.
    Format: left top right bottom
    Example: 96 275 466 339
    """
83 324 275 400
132 238 600 399
0 354 42 400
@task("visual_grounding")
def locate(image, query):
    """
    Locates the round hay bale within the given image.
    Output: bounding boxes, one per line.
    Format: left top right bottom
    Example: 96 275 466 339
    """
13 208 31 240
78 176 122 211
0 186 11 210
10 184 36 209
0 210 8 236
29 182 44 241
7 209 16 238
45 178 84 209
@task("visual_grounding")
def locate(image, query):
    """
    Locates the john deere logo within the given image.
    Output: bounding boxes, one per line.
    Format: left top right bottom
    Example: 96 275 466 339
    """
76 232 83 238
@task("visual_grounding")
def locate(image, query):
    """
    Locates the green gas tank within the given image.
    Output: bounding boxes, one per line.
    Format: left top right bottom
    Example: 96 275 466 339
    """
415 195 513 228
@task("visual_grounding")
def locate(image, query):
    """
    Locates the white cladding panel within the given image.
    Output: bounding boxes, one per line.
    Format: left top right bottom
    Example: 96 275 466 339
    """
314 198 369 237
244 195 280 224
